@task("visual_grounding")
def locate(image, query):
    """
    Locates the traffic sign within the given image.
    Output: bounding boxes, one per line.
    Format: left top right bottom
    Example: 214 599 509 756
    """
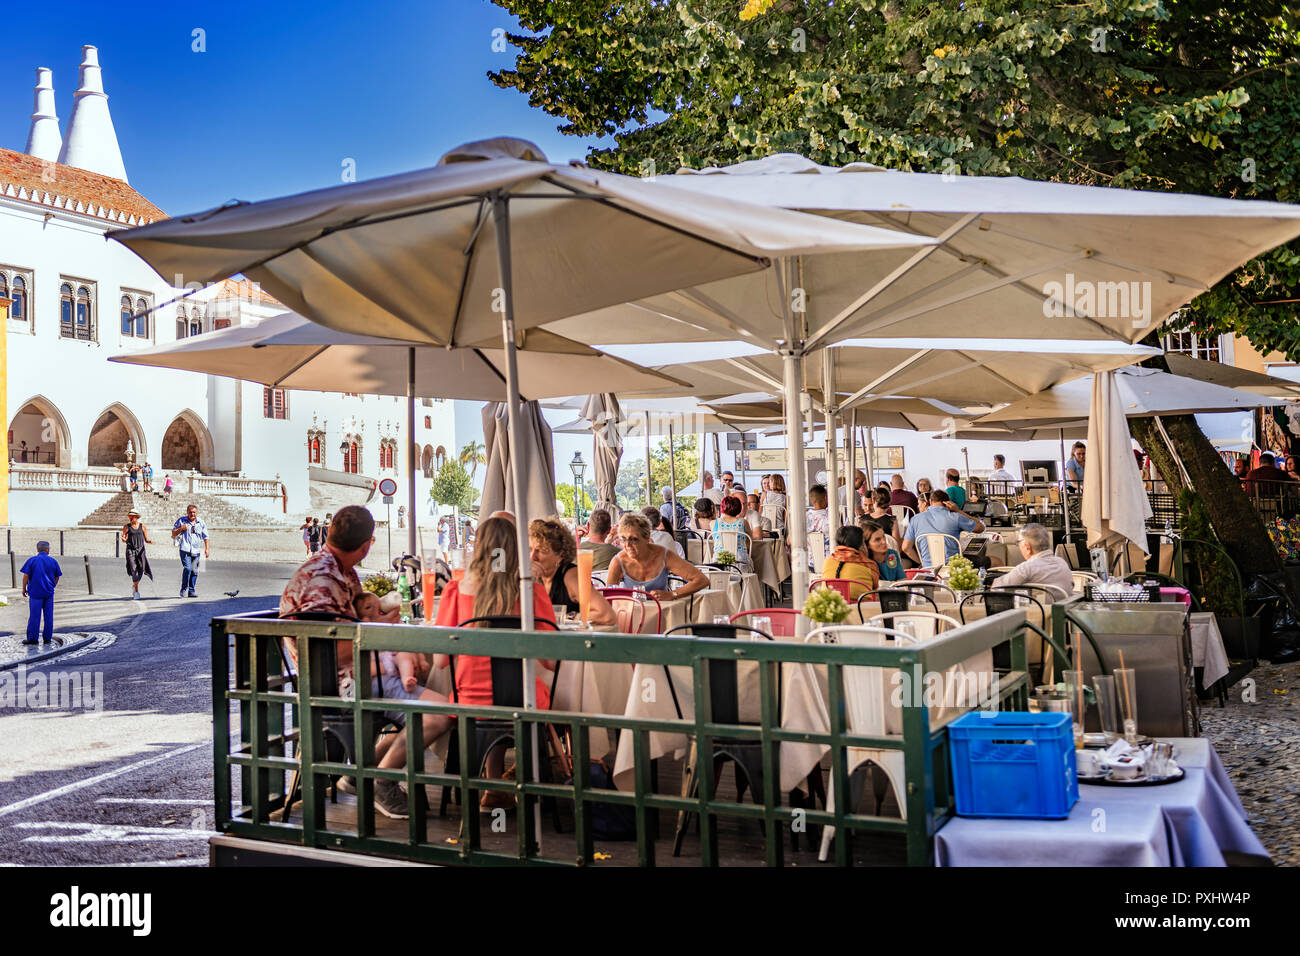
378 478 398 496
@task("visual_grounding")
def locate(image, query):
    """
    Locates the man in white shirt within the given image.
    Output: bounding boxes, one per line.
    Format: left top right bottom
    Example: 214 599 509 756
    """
643 506 685 558
993 523 1074 598
806 484 831 567
700 471 725 507
745 493 772 539
988 454 1015 483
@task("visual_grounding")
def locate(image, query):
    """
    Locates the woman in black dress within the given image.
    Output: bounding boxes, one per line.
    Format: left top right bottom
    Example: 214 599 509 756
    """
121 509 154 600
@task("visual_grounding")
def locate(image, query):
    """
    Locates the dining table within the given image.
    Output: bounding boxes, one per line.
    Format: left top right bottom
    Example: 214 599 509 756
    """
934 738 1267 866
687 536 791 593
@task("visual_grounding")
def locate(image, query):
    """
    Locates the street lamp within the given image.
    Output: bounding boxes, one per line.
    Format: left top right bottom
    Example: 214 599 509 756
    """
569 451 587 524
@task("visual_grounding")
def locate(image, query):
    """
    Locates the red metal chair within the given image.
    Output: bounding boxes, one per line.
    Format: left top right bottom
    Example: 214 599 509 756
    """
809 578 862 600
730 608 802 637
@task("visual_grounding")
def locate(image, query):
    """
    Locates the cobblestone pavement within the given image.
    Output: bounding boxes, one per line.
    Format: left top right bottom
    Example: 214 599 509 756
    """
1201 660 1300 867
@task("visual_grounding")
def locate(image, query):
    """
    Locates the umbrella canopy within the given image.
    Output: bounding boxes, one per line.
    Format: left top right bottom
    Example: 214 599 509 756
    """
580 393 623 522
975 365 1281 430
1163 353 1300 400
480 402 556 523
621 339 1161 407
108 310 685 401
110 139 932 348
1083 372 1154 557
639 154 1300 348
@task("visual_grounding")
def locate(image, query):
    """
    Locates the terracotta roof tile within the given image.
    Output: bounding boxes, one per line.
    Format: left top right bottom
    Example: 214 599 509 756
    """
0 147 165 224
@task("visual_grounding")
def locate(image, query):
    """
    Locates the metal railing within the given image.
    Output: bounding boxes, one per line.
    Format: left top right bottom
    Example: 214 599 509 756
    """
212 611 1031 867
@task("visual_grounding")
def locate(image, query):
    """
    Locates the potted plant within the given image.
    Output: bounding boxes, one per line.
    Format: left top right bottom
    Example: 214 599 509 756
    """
804 587 851 626
714 549 736 569
945 553 980 598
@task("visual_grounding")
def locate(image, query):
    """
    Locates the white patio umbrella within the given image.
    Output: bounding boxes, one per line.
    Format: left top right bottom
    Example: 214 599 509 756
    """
110 310 685 555
1083 372 1154 561
579 394 623 522
111 139 925 626
975 365 1284 430
480 402 556 524
545 155 1300 616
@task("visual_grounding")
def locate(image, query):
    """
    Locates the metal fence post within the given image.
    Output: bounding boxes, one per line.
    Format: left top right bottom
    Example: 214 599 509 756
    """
115 532 120 558
59 530 65 556
9 551 15 589
84 555 94 595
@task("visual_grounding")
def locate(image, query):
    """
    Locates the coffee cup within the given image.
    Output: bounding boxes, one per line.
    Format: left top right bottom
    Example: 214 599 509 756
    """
1075 749 1105 777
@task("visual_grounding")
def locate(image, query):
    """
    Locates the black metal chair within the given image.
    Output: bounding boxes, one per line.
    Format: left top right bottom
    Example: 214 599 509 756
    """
959 589 1053 683
661 622 797 854
439 615 564 828
278 611 404 822
858 588 939 618
889 580 957 609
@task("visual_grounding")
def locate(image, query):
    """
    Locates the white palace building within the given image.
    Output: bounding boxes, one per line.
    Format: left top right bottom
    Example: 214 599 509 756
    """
0 46 458 529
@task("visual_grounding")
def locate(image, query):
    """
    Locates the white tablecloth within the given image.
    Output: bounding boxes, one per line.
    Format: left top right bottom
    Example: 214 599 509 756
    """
549 656 635 758
690 537 790 592
935 738 1267 866
1188 612 1231 687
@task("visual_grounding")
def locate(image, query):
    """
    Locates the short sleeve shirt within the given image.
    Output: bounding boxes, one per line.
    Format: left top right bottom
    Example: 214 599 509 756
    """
945 484 967 509
904 507 977 566
279 549 362 672
21 553 61 598
1065 458 1085 485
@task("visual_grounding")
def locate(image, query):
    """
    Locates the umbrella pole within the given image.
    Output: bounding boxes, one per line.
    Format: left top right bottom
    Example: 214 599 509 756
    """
846 409 856 518
668 423 678 528
781 347 810 633
491 190 542 851
644 411 653 508
822 348 840 541
1061 427 1071 539
408 347 417 557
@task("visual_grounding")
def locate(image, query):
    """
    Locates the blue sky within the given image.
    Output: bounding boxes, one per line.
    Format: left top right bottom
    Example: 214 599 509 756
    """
2 0 608 214
6 0 620 488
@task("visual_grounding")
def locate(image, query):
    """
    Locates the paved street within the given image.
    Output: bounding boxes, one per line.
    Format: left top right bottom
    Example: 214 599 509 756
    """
0 555 295 866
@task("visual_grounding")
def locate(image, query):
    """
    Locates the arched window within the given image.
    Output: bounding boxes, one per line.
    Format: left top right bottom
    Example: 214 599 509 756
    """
135 297 149 338
75 286 93 340
10 275 24 323
60 283 73 337
308 437 321 464
189 306 203 338
120 295 133 335
345 442 359 474
0 274 8 307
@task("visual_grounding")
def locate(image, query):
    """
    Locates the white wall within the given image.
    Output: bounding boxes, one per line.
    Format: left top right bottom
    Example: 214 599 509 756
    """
8 489 114 526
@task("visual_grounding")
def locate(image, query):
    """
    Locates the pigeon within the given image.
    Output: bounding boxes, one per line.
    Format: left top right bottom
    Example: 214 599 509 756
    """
223 590 240 598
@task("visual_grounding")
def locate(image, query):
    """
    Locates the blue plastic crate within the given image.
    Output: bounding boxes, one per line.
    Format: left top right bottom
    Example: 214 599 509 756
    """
948 711 1078 819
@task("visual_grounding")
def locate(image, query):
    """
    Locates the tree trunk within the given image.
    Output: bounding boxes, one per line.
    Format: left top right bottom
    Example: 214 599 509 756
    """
1131 354 1285 583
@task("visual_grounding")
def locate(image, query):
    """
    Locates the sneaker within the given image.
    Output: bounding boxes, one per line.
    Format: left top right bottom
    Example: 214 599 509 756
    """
180 590 187 598
22 639 39 646
336 776 356 795
187 591 197 598
374 780 409 820
132 592 140 600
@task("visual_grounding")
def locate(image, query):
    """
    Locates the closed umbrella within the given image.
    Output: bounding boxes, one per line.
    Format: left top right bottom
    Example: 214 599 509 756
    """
1083 372 1154 564
479 402 556 525
580 393 623 522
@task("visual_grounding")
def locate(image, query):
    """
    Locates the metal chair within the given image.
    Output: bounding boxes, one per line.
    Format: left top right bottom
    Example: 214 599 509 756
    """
606 595 649 634
711 528 754 569
730 607 802 637
1072 571 1100 592
959 589 1051 681
862 610 961 639
917 532 962 569
857 587 939 620
809 577 862 600
662 622 785 855
440 615 562 827
807 531 828 568
890 580 958 606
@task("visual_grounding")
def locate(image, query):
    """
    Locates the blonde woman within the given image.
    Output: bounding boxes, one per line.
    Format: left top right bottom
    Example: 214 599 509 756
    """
528 517 615 625
606 513 707 603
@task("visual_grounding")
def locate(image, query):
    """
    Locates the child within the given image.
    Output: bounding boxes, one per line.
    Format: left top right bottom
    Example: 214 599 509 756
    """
353 592 422 692
20 541 61 645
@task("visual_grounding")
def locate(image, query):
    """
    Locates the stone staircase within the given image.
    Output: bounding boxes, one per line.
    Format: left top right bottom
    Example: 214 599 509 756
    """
77 491 292 529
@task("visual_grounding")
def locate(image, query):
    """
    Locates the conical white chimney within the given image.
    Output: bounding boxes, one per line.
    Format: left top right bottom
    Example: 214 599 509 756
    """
24 68 62 162
57 46 128 182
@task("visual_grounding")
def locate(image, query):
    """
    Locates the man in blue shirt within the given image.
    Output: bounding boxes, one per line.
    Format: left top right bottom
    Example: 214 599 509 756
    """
944 469 968 509
20 541 61 645
903 490 984 567
171 504 211 598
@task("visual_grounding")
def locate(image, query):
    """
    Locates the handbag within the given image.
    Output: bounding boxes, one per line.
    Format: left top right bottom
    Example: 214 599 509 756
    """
547 725 637 841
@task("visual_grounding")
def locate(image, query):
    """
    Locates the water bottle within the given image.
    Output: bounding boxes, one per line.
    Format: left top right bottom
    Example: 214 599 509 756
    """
397 571 413 623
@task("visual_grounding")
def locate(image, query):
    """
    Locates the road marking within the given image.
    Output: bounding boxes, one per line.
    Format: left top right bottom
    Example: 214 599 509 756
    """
14 821 218 843
95 797 213 806
0 743 204 818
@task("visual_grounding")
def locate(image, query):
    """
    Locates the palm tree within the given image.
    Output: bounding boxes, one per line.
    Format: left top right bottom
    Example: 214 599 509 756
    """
459 440 487 480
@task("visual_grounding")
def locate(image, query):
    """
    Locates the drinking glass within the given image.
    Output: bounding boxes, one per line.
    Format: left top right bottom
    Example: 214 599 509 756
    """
1114 667 1139 743
1092 675 1119 742
1063 670 1087 749
713 615 731 626
420 549 440 623
552 605 568 626
752 616 772 637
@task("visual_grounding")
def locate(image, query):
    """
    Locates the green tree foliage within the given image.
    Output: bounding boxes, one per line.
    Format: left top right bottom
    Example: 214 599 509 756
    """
458 440 488 480
429 460 475 512
648 433 699 501
556 481 595 518
491 0 1300 351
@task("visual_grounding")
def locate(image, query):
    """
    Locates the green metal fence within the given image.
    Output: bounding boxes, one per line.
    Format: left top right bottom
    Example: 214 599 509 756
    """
212 611 1031 867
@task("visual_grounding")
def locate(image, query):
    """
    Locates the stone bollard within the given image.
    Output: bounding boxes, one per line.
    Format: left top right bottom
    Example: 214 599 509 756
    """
84 555 94 595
